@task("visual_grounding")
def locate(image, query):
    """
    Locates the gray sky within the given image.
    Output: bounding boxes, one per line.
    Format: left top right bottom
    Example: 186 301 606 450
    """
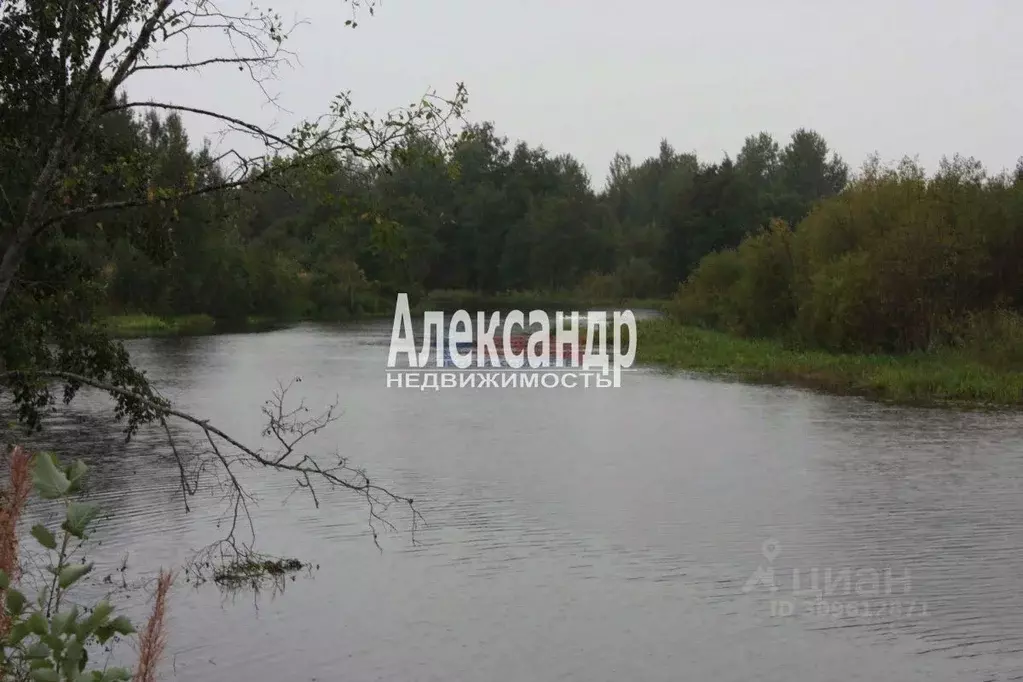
129 0 1022 187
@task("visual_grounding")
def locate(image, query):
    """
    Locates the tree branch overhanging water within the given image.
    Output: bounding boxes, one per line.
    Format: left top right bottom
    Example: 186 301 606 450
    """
1 369 423 570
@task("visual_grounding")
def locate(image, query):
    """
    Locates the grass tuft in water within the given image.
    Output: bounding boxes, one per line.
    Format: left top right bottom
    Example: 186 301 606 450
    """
212 557 306 584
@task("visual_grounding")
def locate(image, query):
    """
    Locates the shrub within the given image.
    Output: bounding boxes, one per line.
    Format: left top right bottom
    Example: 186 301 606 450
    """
0 448 171 682
672 249 743 331
677 155 1023 356
953 308 1023 369
730 219 796 337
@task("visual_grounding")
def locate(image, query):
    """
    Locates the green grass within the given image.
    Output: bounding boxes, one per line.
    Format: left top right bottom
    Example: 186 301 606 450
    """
636 318 1023 408
105 314 294 338
103 293 669 339
105 314 217 338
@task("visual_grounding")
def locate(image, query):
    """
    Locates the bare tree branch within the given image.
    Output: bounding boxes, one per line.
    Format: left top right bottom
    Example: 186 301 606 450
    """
1 369 423 563
35 176 254 232
101 0 175 104
104 101 298 150
129 55 279 74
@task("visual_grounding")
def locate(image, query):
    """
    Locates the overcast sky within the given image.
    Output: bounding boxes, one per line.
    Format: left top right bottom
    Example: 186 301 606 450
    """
128 0 1021 188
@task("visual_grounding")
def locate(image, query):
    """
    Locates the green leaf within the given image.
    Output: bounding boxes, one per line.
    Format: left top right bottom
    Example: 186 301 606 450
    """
26 611 48 636
30 669 59 682
51 609 73 635
108 616 134 636
0 568 9 589
63 637 84 672
101 668 132 682
7 620 29 644
58 563 92 589
63 503 100 539
6 588 26 616
81 600 114 635
62 605 80 634
66 461 89 493
25 641 49 659
41 633 63 655
32 453 70 499
31 525 57 550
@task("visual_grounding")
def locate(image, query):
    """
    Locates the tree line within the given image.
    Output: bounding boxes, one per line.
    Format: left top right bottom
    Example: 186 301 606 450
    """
94 109 851 321
17 92 1021 363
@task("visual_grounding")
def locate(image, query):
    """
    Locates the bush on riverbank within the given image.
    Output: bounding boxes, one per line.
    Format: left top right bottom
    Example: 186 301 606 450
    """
673 156 1023 363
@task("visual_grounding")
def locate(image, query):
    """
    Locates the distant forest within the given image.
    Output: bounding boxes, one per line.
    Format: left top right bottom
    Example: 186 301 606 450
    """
63 103 1023 357
92 105 848 317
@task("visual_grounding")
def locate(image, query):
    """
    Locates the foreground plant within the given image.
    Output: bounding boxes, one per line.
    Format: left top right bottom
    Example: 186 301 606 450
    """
0 448 171 682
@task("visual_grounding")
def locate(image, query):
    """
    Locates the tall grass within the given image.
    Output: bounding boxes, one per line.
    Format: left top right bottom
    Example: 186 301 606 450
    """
0 447 31 642
133 570 173 682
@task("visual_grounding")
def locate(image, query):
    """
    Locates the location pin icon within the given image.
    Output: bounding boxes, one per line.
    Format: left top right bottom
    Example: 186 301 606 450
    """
762 538 781 563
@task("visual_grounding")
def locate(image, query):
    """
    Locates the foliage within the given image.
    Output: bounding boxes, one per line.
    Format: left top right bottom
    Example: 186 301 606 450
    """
674 156 1023 361
0 449 171 682
950 308 1023 368
0 0 466 434
672 250 744 332
87 123 849 329
0 0 851 384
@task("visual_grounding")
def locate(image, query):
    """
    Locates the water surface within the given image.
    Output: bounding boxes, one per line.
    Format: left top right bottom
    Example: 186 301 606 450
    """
22 321 1023 681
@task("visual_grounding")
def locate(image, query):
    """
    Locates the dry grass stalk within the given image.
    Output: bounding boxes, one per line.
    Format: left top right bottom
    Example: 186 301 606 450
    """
133 569 173 682
0 446 33 640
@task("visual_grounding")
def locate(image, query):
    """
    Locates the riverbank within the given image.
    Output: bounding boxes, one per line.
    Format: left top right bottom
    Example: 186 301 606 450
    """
636 318 1023 408
104 314 285 338
105 294 670 339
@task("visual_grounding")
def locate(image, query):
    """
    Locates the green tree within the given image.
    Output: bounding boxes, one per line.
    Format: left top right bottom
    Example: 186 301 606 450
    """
0 0 464 563
774 128 849 226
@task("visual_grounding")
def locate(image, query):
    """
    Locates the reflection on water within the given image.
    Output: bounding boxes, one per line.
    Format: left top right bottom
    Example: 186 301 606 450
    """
14 321 1023 681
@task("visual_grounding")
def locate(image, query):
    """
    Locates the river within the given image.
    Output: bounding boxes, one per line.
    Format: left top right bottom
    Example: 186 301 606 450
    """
18 320 1023 681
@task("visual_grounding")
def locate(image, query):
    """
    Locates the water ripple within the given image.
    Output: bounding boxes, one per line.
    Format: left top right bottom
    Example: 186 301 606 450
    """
4 325 1022 681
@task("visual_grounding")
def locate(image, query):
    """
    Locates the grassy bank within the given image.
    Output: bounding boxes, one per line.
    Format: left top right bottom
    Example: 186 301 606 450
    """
105 293 670 339
104 314 284 338
636 318 1023 408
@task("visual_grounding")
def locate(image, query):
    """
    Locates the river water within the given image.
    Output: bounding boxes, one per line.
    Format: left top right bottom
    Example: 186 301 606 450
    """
17 320 1023 681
